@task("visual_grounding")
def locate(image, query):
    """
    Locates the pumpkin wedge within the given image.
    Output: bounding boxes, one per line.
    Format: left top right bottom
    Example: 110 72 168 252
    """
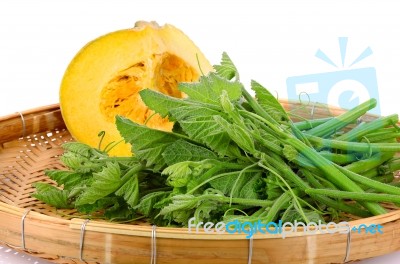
60 21 213 156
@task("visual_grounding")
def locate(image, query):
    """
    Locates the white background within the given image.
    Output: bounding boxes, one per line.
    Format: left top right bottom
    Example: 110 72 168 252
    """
0 0 399 117
0 1 399 263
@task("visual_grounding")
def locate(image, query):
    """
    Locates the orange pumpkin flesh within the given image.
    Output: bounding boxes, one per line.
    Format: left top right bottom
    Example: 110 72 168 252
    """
60 21 213 156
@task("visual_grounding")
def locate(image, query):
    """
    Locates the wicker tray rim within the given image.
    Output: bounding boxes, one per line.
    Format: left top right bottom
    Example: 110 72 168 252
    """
1 103 399 264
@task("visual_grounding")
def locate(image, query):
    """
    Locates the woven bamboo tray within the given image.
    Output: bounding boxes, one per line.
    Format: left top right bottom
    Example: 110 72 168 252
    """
0 102 399 264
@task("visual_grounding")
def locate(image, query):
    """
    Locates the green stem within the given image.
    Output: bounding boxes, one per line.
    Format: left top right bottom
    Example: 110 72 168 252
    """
318 151 358 165
290 123 313 147
187 168 261 195
365 127 399 137
241 87 279 126
260 153 370 217
361 167 380 178
295 152 356 167
342 155 400 179
335 164 400 195
335 114 398 142
261 153 310 190
371 174 395 184
121 164 145 183
259 152 369 217
264 192 292 222
286 136 387 215
140 187 173 197
301 169 337 190
306 134 400 152
343 152 395 174
257 161 305 218
293 117 333 131
300 169 371 217
305 99 377 138
240 88 289 138
198 194 275 207
305 188 400 204
229 164 259 205
363 127 400 143
287 137 360 191
368 133 400 143
378 158 400 175
187 166 224 194
251 131 283 154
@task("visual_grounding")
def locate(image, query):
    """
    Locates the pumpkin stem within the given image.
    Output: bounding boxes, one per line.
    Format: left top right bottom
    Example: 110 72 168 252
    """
134 20 160 29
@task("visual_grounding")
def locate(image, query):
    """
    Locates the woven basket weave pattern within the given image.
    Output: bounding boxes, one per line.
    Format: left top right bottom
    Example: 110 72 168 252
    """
0 103 399 264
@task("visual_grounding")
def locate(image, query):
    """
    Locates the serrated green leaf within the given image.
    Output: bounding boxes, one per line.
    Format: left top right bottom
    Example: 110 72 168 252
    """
60 152 89 173
239 175 261 199
45 170 83 190
264 175 283 200
76 196 120 215
134 191 170 217
213 52 239 81
214 115 256 153
115 175 139 207
168 106 237 157
251 80 289 123
116 116 181 170
193 200 219 224
67 178 93 199
105 205 136 221
32 182 72 208
210 171 260 199
162 139 217 165
219 90 244 125
75 162 121 206
60 152 102 173
62 142 94 158
139 89 189 118
158 194 198 216
162 162 193 187
178 72 242 106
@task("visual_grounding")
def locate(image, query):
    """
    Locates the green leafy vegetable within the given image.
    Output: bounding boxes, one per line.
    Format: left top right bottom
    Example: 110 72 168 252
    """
32 52 400 227
213 52 239 81
251 80 289 124
116 116 180 170
162 139 218 165
75 162 121 206
32 182 72 209
178 72 242 106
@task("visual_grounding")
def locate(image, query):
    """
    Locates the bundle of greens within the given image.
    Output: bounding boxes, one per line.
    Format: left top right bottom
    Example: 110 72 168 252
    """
33 53 400 226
